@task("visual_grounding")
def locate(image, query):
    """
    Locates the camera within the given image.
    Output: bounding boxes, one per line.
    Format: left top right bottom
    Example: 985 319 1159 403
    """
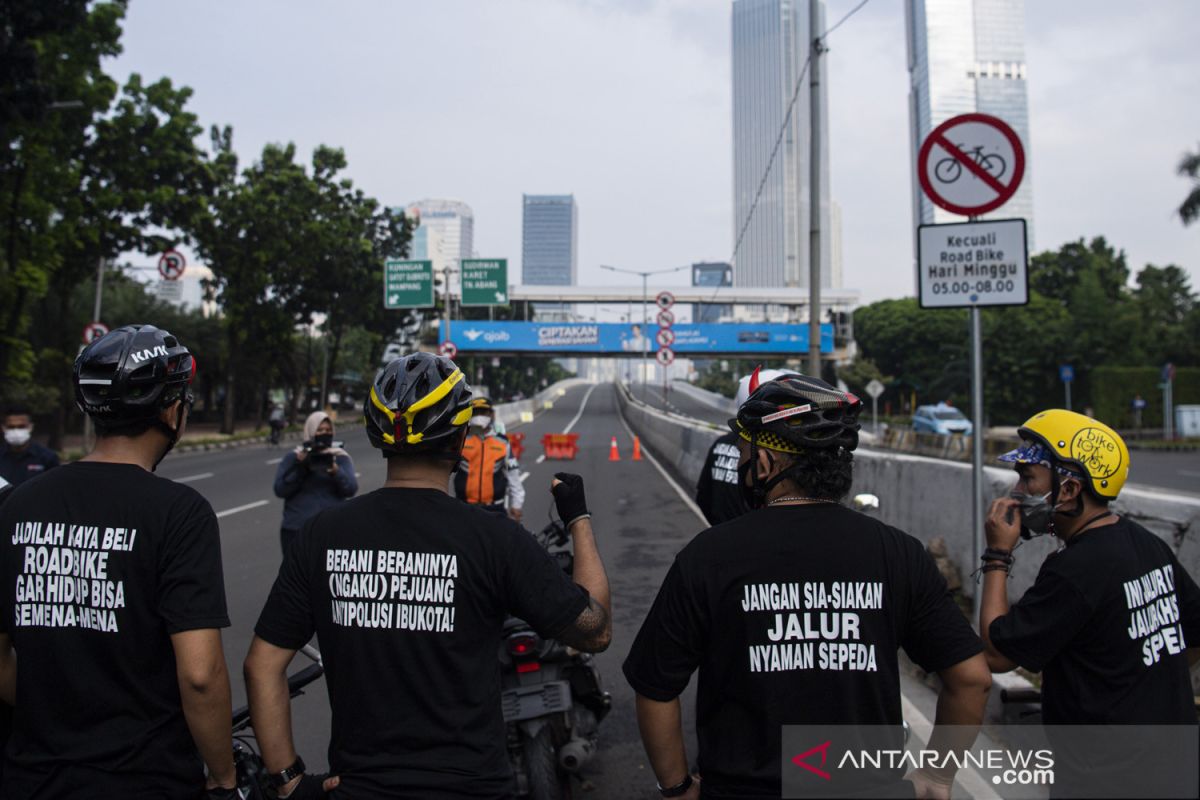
302 438 342 462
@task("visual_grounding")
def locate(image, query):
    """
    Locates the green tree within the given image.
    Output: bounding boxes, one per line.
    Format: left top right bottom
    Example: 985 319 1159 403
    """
1 1 210 436
190 134 318 432
852 298 968 408
836 357 890 401
1129 264 1196 366
1178 143 1200 226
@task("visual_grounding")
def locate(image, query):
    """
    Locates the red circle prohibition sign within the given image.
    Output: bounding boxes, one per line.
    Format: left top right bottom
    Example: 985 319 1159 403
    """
917 113 1025 216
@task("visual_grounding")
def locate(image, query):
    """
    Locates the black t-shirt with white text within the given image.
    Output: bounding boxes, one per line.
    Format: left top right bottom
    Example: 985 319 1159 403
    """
623 503 982 799
990 517 1200 724
0 461 230 799
254 488 591 800
695 433 748 526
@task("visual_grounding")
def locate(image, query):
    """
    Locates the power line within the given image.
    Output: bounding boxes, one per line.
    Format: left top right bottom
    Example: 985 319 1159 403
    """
707 0 873 310
821 0 871 39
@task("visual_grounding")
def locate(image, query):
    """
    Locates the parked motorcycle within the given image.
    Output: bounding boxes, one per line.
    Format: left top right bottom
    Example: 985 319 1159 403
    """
501 520 611 799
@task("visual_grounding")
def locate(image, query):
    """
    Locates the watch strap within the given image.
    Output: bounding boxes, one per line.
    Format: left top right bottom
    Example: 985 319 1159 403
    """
658 773 693 797
269 755 306 789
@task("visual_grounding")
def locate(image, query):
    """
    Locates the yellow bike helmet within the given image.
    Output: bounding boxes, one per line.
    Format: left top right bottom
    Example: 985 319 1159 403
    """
1009 409 1130 500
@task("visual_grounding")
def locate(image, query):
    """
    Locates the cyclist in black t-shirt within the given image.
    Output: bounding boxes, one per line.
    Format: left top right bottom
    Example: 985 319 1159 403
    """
694 369 798 526
244 352 611 800
0 325 238 799
981 410 1200 796
981 409 1200 720
626 371 991 800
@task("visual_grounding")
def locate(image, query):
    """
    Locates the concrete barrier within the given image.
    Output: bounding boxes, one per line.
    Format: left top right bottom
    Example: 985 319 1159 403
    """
495 378 591 431
614 380 1200 600
670 380 736 416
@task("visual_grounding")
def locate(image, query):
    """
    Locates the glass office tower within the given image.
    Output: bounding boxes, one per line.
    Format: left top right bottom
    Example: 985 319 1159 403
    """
906 0 1034 242
731 0 832 289
521 194 578 286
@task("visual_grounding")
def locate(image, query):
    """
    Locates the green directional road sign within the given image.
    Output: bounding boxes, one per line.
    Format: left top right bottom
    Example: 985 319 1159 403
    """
384 259 434 309
461 258 509 307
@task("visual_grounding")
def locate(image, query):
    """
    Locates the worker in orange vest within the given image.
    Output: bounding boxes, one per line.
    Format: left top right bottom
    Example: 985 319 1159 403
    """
453 397 525 521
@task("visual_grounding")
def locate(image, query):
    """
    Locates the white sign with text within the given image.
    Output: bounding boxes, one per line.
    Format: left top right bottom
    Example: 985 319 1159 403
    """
917 218 1028 309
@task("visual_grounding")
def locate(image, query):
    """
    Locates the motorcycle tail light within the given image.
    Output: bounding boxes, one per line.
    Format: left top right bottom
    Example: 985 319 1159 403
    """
516 661 541 674
508 634 539 656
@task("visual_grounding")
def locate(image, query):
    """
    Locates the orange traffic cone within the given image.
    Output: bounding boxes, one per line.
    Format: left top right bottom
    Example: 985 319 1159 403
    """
632 436 643 461
608 436 621 461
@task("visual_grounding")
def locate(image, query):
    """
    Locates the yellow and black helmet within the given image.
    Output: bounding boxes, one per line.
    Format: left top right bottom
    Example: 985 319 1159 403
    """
365 352 473 455
1001 409 1130 500
470 397 494 414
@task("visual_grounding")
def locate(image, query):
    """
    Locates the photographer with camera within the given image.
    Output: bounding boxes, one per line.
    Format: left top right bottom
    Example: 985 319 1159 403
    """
273 411 358 555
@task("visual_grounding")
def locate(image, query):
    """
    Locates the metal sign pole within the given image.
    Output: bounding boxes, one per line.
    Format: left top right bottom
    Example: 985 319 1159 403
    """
1065 379 1072 411
970 304 985 620
641 274 648 398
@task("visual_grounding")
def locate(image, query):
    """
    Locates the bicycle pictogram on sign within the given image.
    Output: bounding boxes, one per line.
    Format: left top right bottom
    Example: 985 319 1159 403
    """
917 113 1025 217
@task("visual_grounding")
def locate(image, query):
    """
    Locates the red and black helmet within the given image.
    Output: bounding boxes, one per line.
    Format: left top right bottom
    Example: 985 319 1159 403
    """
365 352 474 455
730 370 862 453
73 324 196 427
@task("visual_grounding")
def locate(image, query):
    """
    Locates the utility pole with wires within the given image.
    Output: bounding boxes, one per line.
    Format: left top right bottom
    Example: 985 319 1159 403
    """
716 0 871 372
808 0 827 379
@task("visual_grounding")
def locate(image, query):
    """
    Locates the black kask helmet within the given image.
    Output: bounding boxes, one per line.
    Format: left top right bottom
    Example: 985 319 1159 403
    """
74 324 196 428
365 352 474 455
730 369 862 454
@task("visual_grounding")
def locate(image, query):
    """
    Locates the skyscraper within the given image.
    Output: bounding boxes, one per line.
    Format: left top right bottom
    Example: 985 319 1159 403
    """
521 194 578 286
401 198 475 279
731 0 832 289
906 0 1034 241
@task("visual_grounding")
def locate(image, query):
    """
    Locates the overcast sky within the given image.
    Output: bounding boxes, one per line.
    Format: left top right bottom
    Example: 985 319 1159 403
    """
109 0 1200 305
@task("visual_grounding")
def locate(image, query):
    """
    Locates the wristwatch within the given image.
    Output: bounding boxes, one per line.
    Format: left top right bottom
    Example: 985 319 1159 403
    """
658 774 693 797
268 755 306 789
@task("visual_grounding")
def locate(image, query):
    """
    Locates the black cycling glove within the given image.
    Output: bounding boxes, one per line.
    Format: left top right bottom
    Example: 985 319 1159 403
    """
551 472 590 528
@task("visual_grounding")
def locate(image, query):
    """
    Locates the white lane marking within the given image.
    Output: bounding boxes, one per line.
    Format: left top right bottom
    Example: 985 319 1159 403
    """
265 457 283 465
518 471 530 483
900 695 1000 800
563 383 599 434
1179 469 1200 478
174 472 214 483
614 389 708 527
215 500 270 519
536 455 546 464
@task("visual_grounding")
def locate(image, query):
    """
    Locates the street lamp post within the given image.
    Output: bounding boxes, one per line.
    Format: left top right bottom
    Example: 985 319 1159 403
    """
600 264 688 397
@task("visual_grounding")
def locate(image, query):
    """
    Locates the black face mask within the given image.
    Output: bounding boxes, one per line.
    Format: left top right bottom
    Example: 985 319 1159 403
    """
738 458 760 510
313 433 334 450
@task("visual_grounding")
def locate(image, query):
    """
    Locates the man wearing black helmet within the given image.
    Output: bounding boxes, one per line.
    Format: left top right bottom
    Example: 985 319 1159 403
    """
625 371 991 799
245 352 611 800
0 325 237 798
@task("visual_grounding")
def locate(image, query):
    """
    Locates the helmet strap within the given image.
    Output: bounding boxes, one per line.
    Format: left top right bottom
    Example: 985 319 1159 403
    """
149 417 180 472
150 403 184 472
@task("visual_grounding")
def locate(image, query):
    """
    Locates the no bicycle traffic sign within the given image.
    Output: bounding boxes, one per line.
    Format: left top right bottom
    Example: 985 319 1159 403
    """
917 113 1025 217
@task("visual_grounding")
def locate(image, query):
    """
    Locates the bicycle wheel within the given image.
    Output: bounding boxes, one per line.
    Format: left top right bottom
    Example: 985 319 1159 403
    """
934 157 961 184
980 153 1006 178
